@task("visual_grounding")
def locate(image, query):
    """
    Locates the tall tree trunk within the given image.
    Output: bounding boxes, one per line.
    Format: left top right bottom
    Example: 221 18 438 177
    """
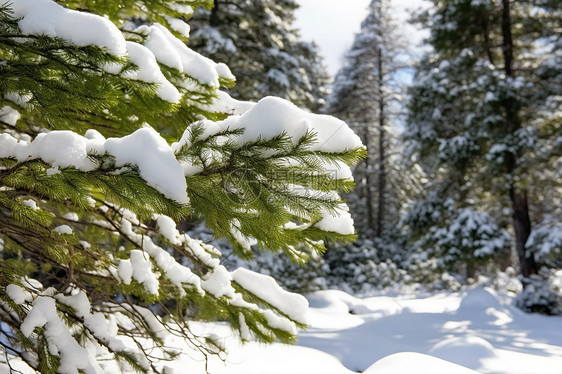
511 189 537 276
210 0 220 26
500 0 537 277
376 46 386 238
481 8 495 66
363 124 375 235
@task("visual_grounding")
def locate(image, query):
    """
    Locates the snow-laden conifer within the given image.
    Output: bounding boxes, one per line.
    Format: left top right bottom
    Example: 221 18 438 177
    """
322 0 422 291
0 1 364 372
404 0 561 280
189 0 330 110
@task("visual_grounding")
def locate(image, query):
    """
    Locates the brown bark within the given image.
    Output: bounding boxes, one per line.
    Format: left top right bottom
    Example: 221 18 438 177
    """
511 189 537 277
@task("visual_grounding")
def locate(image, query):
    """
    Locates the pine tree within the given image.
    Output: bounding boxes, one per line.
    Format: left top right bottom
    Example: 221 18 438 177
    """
321 0 421 291
0 1 364 372
188 0 330 110
404 0 561 279
328 0 411 240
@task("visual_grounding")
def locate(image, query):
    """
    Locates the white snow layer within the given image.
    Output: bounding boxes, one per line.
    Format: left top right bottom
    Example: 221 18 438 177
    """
155 215 182 245
204 90 256 116
314 204 355 235
165 16 191 38
141 23 232 87
20 296 103 374
25 286 551 374
129 249 160 295
123 41 181 103
229 97 363 152
231 268 308 324
54 225 73 235
364 352 481 374
174 96 363 155
6 284 32 305
105 127 188 204
0 128 189 204
7 287 562 374
118 218 203 295
0 131 102 171
22 199 39 210
117 213 307 332
11 0 231 100
55 290 125 352
0 106 21 126
11 0 127 56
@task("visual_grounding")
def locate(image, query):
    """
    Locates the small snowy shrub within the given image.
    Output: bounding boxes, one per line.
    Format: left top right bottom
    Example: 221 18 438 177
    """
527 222 562 268
404 200 511 280
491 267 523 295
516 268 562 315
322 240 410 294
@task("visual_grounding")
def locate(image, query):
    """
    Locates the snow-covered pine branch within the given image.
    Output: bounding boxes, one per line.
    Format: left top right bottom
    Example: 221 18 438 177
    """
0 1 365 372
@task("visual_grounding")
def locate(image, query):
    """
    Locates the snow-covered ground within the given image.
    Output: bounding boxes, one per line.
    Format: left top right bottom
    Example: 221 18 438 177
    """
165 287 562 374
5 287 562 374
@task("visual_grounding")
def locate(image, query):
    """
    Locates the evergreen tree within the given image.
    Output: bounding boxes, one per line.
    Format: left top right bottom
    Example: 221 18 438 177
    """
0 0 364 372
404 0 561 279
189 0 330 110
328 0 411 240
321 0 421 291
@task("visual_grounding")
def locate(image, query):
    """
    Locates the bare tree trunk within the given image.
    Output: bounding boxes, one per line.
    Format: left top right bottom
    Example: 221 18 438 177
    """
500 0 537 277
376 46 386 238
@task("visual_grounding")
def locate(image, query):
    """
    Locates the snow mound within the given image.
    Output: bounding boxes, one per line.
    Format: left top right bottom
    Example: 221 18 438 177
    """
458 287 501 311
306 290 407 316
429 336 495 369
363 352 482 374
307 290 359 313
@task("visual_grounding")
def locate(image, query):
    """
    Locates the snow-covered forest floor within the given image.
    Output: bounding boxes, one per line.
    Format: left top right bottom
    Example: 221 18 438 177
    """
159 287 562 374
5 284 562 374
163 287 562 374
